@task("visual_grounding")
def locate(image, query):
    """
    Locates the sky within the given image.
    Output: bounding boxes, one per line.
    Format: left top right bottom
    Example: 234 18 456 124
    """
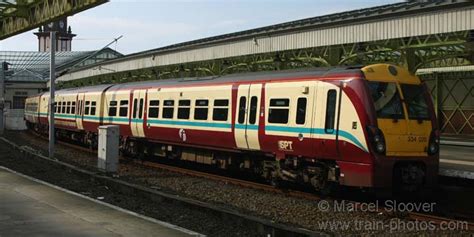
0 0 402 55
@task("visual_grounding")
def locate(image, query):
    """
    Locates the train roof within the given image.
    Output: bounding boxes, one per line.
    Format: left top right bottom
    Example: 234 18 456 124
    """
55 84 114 95
105 66 363 91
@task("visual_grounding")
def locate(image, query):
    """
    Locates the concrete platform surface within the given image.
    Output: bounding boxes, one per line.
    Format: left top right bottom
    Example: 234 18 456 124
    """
440 144 474 179
0 167 201 237
441 135 474 147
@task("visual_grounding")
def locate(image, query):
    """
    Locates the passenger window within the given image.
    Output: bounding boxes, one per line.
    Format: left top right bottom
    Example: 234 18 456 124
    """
139 99 144 118
296 98 307 125
194 99 208 120
119 100 129 117
71 102 76 115
148 100 160 118
56 102 60 113
213 99 229 121
178 100 191 119
108 101 117 117
163 100 174 119
249 96 258 125
238 96 246 124
268 98 289 124
133 99 138 119
61 102 66 114
90 101 97 116
325 90 337 133
85 101 90 115
66 102 71 114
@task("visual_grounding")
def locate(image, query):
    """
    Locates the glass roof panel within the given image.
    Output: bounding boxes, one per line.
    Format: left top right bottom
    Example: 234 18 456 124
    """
0 51 94 82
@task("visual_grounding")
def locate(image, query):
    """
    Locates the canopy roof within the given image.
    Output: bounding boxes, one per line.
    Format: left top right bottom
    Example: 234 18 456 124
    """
0 0 107 40
0 48 122 82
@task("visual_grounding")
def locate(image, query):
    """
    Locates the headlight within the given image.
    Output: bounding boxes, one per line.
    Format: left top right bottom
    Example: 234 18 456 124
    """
428 129 440 155
376 142 385 153
428 142 438 154
367 125 386 155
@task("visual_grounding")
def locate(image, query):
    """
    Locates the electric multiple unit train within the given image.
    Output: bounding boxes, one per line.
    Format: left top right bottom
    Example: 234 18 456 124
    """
25 64 439 192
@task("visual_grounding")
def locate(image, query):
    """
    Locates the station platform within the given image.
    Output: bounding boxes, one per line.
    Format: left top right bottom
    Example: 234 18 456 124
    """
440 144 474 180
441 135 474 147
0 167 201 237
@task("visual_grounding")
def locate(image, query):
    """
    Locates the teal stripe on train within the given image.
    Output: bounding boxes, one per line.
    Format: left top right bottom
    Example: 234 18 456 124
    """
38 113 367 152
147 119 232 128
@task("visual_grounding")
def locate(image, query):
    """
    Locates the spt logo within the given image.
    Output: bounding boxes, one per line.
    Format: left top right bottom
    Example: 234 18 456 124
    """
278 140 293 151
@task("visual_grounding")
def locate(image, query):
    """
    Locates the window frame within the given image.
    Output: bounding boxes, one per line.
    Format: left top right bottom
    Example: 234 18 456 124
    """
66 101 71 114
119 100 129 117
194 99 209 121
85 101 90 115
148 100 160 118
71 101 76 115
108 101 118 117
295 97 307 125
212 99 229 122
162 100 175 119
249 96 258 125
90 101 97 116
237 96 246 124
324 90 337 134
61 101 66 114
268 98 290 124
178 100 191 120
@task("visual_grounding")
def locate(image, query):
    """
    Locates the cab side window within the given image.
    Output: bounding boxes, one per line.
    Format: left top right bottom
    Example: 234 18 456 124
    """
325 90 337 133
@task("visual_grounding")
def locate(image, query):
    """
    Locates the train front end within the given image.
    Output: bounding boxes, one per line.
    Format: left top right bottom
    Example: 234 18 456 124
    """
361 64 439 191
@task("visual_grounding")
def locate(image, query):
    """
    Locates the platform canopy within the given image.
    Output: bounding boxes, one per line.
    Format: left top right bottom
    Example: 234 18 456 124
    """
0 48 122 82
0 0 108 40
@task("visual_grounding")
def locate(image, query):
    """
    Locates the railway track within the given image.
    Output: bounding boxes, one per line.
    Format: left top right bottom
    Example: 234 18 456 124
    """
23 131 474 231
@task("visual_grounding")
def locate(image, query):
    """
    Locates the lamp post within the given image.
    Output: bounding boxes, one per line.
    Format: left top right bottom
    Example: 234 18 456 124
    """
49 31 56 158
0 62 5 136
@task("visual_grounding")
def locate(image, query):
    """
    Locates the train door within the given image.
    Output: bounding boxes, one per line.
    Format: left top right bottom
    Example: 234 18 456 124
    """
312 83 341 158
234 84 262 150
131 89 147 137
76 93 85 130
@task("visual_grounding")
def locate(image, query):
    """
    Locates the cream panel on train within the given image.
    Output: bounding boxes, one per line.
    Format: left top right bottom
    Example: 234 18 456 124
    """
54 93 79 128
146 85 233 132
313 82 367 152
264 81 318 138
337 85 368 152
103 90 132 125
82 92 104 123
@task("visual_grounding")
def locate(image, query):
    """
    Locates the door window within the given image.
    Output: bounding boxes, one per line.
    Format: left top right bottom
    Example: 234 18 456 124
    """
238 96 246 124
249 96 258 124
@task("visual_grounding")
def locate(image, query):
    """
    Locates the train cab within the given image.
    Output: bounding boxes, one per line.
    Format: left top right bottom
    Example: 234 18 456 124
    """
361 64 439 190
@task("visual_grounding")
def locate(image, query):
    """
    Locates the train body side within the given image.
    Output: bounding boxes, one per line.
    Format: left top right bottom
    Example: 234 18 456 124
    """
25 65 438 190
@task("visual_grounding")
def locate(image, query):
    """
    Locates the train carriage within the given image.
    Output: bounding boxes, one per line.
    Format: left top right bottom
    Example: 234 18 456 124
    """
26 64 439 193
24 94 42 128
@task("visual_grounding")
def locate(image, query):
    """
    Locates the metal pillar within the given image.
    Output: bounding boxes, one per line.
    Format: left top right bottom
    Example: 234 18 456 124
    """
0 62 4 136
49 32 56 158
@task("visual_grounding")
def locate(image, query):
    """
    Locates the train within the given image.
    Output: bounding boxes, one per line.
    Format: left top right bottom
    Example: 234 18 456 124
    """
24 64 439 193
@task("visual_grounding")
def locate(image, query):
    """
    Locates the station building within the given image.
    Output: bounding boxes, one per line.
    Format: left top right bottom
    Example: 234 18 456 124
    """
1 18 122 130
